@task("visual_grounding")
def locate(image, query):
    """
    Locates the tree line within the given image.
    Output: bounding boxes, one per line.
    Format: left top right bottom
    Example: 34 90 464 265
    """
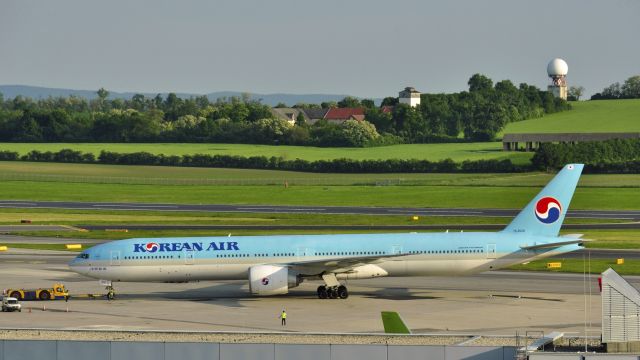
2 141 638 173
531 138 640 173
0 74 569 146
590 75 640 100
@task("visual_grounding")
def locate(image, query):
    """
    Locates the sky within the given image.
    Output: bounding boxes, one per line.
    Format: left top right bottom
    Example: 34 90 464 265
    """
1 0 638 98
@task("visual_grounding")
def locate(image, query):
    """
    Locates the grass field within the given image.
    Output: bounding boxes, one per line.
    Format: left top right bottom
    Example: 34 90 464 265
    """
510 258 640 275
502 99 640 135
0 142 533 164
2 161 640 187
1 180 638 209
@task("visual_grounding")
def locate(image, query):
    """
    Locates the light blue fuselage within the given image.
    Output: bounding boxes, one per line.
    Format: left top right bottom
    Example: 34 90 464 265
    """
69 232 580 282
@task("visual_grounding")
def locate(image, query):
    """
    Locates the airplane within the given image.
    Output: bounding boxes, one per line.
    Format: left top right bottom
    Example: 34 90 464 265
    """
69 164 587 299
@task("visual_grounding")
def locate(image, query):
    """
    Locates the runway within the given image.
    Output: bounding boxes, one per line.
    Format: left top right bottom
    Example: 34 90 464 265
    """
1 200 639 220
0 249 610 335
77 223 640 230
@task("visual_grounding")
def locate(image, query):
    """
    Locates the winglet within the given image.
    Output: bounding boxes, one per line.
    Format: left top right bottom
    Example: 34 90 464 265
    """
381 311 411 334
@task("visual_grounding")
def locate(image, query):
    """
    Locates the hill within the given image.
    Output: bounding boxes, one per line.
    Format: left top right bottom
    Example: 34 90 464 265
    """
502 99 640 135
0 85 368 106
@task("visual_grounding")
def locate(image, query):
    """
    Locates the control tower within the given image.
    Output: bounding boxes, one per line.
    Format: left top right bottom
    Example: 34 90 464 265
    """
547 58 568 100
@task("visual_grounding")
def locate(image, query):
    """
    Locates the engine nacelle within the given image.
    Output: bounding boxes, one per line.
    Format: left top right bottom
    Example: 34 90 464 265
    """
336 264 388 280
249 265 300 296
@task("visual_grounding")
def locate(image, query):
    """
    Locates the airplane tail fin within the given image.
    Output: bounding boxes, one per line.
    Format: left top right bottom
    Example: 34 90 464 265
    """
502 164 583 237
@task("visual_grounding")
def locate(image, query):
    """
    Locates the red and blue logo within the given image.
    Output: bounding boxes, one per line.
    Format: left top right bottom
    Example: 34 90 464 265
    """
145 242 159 253
534 197 562 224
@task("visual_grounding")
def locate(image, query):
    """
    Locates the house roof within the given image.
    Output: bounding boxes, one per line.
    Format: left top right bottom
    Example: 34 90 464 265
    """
301 108 329 120
381 105 394 113
270 108 301 122
324 107 366 120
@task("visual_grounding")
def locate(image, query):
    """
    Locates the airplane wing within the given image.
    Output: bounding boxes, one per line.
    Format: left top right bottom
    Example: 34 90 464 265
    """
284 253 406 275
520 239 589 251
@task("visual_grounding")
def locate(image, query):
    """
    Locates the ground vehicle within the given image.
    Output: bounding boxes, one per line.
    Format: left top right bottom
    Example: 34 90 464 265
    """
4 283 69 301
1 297 22 312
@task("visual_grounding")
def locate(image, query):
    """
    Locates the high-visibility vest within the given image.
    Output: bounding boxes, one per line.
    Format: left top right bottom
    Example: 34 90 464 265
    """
282 312 287 319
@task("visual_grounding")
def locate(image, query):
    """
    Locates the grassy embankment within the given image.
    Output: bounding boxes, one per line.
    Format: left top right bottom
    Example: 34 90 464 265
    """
501 99 640 135
0 142 533 164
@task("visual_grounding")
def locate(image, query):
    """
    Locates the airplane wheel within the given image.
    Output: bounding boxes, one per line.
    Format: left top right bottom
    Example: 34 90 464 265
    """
328 288 338 299
317 286 327 299
39 290 51 300
337 285 348 299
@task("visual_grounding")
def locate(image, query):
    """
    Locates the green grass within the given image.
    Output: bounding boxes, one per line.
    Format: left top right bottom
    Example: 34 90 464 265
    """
0 207 620 227
0 180 638 209
510 259 640 275
2 161 640 187
1 243 89 252
0 142 532 164
503 99 640 135
580 230 640 249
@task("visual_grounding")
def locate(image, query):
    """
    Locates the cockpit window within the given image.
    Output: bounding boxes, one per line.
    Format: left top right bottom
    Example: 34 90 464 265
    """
77 253 89 259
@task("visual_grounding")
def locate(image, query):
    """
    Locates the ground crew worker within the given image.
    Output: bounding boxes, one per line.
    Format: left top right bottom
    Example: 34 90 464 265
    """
279 309 287 326
107 286 115 301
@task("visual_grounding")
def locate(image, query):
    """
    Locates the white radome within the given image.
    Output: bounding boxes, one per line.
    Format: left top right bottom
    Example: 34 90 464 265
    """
547 58 568 76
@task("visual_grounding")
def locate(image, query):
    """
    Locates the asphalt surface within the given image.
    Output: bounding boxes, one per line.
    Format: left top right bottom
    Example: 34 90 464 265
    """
0 250 612 335
78 223 640 230
1 200 639 220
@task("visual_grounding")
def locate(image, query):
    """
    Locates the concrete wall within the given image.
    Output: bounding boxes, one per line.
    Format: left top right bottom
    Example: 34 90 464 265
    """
6 340 640 360
0 340 519 360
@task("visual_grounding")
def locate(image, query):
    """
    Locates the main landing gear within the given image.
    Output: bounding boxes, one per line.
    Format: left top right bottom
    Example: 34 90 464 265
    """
317 285 348 299
316 273 348 299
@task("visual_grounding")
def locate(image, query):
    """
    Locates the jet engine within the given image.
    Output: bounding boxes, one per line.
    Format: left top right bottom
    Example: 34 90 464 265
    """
248 265 301 295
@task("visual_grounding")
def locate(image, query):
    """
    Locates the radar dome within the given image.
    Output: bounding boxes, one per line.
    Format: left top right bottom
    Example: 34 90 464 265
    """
547 58 568 76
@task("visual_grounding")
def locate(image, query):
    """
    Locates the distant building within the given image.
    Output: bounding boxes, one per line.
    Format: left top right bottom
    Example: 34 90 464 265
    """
299 107 366 125
270 108 302 125
323 108 366 123
399 87 421 107
300 108 329 124
380 105 394 114
547 58 568 100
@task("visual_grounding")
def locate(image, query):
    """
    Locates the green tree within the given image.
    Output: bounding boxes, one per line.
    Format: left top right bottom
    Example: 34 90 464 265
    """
97 88 109 101
321 101 337 108
568 86 585 101
341 120 379 147
361 99 375 109
380 97 398 106
337 96 361 108
468 74 493 92
622 76 640 98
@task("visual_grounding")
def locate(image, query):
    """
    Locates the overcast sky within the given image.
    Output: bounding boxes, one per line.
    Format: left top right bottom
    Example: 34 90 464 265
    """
1 0 638 98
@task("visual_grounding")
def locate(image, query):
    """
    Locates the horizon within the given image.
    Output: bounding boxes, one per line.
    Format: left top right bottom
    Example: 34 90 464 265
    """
1 1 638 99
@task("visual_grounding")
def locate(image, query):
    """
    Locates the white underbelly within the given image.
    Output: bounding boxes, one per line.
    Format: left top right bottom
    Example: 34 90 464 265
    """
85 264 250 282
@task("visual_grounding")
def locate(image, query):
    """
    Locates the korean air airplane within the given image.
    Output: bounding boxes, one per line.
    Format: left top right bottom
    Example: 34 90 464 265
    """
69 164 587 299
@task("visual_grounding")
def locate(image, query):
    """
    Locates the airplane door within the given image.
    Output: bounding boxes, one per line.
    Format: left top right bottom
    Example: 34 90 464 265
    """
110 251 121 266
184 249 195 265
391 245 403 255
297 247 313 260
486 244 497 259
